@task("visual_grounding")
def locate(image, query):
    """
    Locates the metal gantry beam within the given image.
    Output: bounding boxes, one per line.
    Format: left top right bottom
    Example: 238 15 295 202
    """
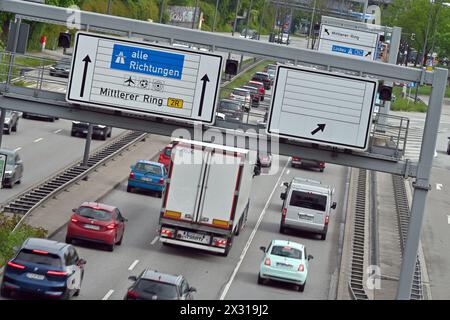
0 0 434 84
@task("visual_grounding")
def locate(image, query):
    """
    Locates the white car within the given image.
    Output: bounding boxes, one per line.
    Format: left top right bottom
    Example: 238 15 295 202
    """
229 88 251 111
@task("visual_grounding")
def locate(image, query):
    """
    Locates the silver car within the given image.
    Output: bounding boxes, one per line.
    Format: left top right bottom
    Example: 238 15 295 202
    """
0 148 24 188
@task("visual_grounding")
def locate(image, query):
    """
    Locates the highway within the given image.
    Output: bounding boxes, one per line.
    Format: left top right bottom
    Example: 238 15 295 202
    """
0 117 125 203
47 156 346 300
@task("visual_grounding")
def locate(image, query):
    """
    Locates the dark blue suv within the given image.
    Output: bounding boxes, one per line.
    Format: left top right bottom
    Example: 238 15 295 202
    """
1 238 86 299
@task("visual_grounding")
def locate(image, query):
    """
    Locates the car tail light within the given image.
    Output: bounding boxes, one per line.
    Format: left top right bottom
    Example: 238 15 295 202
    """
129 172 135 179
292 156 300 161
320 162 325 168
160 227 175 238
47 270 67 276
71 218 78 223
298 264 305 272
127 290 139 299
325 215 329 225
282 208 287 218
213 237 228 248
264 257 271 266
7 261 26 270
159 178 164 184
106 223 117 230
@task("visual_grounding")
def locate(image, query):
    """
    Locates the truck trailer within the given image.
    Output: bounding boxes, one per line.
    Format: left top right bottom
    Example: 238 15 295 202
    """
158 139 257 256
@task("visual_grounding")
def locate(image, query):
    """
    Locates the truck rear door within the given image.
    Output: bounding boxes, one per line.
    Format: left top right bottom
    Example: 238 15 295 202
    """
196 150 242 229
163 144 206 221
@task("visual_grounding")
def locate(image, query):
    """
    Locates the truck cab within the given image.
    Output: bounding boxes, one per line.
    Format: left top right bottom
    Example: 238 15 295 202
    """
280 177 336 240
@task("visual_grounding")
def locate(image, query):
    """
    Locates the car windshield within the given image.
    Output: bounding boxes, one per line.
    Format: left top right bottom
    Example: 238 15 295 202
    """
270 245 302 260
243 87 256 93
220 101 240 111
3 152 15 165
289 191 327 211
78 207 112 221
136 279 178 299
134 163 162 175
5 110 13 117
232 90 246 96
16 249 62 267
55 62 70 68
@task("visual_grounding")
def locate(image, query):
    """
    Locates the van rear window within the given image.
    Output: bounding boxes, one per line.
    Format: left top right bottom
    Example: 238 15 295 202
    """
289 191 327 211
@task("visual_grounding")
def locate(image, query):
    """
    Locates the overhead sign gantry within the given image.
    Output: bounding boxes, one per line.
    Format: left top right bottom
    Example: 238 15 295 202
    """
67 32 223 124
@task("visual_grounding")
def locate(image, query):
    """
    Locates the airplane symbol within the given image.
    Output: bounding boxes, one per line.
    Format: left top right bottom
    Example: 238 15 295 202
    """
124 76 135 86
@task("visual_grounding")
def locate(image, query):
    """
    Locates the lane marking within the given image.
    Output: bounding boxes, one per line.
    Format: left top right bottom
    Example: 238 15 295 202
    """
14 147 22 152
436 183 443 191
102 289 114 300
151 236 159 245
34 138 43 143
128 260 139 271
53 129 62 134
219 158 290 300
448 215 450 225
286 170 290 175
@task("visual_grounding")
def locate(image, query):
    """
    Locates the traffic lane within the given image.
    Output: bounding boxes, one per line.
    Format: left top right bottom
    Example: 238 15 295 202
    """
224 162 347 299
50 156 290 300
421 167 450 299
0 118 125 202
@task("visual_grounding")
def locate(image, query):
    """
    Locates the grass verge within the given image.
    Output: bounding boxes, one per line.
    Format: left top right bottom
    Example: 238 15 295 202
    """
0 214 47 267
415 84 450 98
391 87 428 112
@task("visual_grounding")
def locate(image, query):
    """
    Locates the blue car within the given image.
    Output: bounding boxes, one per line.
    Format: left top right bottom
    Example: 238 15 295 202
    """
1 238 86 299
127 160 167 197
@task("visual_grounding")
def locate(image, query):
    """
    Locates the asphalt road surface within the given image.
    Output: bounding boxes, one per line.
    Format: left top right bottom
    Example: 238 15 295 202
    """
48 156 346 300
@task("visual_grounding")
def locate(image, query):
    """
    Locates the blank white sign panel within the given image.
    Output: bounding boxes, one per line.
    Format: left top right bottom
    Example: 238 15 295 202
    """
267 65 378 150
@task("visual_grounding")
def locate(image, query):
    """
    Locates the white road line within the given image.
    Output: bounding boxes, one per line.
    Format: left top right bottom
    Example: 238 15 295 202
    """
53 129 62 134
436 183 443 191
34 138 43 143
219 159 290 300
14 147 22 152
286 170 290 175
128 260 139 271
151 236 159 245
448 215 450 225
102 289 114 300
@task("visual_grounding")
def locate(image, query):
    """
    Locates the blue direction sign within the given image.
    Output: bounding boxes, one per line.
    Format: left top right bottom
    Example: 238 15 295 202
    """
332 45 364 57
67 32 223 124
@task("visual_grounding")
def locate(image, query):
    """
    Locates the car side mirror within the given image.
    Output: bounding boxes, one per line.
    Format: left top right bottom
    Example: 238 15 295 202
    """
280 192 286 200
72 208 77 213
308 255 314 261
189 287 197 293
122 217 128 222
128 276 137 282
331 202 337 209
253 164 261 177
78 258 87 265
283 182 289 187
260 246 266 253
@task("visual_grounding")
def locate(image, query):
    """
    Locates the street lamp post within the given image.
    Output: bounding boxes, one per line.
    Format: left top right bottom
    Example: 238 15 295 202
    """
191 0 199 29
422 0 434 67
307 0 317 50
244 0 254 38
159 0 164 23
257 0 267 40
212 0 220 32
232 0 241 36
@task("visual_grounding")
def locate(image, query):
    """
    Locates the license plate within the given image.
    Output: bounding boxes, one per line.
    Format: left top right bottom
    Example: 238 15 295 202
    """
26 273 45 280
299 214 313 221
84 224 100 230
276 263 293 269
176 230 210 244
141 177 151 182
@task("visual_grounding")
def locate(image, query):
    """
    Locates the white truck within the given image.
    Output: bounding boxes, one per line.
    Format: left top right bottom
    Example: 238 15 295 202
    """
158 139 258 256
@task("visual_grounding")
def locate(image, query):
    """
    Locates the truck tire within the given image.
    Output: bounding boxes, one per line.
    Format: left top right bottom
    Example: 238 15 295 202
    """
235 202 249 236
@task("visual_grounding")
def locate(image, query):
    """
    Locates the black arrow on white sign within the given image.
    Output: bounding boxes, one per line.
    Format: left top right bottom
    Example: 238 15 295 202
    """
198 74 210 117
324 28 330 35
80 55 91 98
365 51 372 57
311 124 326 135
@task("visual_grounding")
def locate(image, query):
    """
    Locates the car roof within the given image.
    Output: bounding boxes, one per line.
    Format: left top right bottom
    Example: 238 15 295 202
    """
290 177 332 194
271 239 304 251
233 88 250 92
21 238 69 255
135 160 164 167
0 148 16 156
220 98 241 104
255 72 269 76
141 268 183 285
80 202 117 212
248 80 263 85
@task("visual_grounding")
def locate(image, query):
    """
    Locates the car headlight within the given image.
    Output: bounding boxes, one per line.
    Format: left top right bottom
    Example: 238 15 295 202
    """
5 170 12 176
72 121 80 124
49 66 55 70
4 118 10 123
97 125 106 128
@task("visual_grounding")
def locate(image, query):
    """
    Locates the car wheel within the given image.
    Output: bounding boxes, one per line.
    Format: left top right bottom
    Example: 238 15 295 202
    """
65 236 72 244
16 179 21 185
298 281 306 292
320 168 324 172
74 288 80 297
107 242 115 252
107 130 112 138
0 283 10 298
117 233 123 245
320 232 327 241
12 122 17 132
71 131 76 137
61 290 71 300
257 273 265 285
49 117 55 122
4 127 11 135
447 147 450 155
127 185 133 193
100 134 106 141
279 224 286 234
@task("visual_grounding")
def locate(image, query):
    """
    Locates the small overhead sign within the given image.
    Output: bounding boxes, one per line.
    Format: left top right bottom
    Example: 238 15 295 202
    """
267 65 378 151
318 25 379 61
67 32 223 124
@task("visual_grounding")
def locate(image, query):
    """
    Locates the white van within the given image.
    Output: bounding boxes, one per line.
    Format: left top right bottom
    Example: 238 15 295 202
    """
280 177 336 240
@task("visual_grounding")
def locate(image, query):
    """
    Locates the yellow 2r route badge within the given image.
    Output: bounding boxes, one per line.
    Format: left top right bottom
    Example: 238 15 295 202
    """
167 98 184 108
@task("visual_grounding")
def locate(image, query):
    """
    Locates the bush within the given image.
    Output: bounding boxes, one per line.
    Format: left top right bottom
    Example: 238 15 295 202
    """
0 214 47 267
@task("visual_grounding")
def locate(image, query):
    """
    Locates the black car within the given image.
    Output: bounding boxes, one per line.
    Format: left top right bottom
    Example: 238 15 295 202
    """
3 110 19 134
49 61 70 78
252 72 271 90
217 99 244 123
71 121 112 140
125 268 196 300
22 112 58 122
1 238 86 300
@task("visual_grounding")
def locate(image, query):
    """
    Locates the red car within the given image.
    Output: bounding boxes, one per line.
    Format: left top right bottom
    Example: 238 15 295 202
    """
66 202 127 252
247 80 265 101
158 144 173 169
